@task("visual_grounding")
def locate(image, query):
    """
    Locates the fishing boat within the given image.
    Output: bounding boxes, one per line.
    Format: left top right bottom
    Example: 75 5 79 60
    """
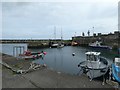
112 58 120 83
78 51 109 80
19 50 47 60
89 41 112 50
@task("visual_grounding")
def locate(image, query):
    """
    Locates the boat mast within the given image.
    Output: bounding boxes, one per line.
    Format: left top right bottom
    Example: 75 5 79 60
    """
93 27 94 36
54 26 56 41
61 27 63 41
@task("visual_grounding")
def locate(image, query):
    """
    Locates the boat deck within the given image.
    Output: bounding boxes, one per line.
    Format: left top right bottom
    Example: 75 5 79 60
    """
79 61 108 70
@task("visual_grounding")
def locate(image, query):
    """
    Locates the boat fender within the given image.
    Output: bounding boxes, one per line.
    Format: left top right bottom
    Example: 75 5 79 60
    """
23 51 27 54
33 56 35 60
38 52 41 54
72 53 75 56
43 52 47 55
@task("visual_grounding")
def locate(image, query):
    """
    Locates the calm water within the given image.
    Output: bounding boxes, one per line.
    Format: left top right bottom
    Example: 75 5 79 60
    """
1 44 118 75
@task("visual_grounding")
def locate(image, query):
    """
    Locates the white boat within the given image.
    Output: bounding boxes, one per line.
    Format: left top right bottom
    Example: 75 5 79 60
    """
89 41 112 50
51 26 64 48
50 26 59 48
58 44 64 48
51 43 59 48
78 51 109 80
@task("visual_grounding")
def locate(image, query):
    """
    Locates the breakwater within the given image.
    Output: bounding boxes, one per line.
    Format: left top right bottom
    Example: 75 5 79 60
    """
0 39 72 48
72 31 120 49
1 31 120 49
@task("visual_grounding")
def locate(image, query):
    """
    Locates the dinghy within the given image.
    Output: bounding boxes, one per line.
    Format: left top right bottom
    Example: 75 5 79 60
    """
19 50 46 60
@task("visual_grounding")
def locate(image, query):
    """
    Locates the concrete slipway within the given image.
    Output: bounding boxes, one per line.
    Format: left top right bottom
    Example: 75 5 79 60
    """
1 53 117 88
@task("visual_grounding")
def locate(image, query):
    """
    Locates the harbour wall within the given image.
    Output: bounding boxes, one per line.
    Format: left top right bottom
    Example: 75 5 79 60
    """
1 31 120 49
0 39 72 48
72 31 120 49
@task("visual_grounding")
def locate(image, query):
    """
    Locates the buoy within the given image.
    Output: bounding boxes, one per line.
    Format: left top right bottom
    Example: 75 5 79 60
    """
72 53 75 56
33 56 35 60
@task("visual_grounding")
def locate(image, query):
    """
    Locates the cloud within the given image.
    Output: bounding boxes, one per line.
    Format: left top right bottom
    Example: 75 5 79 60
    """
2 2 118 39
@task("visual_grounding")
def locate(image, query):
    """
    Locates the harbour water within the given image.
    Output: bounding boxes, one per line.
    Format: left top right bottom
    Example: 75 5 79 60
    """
1 44 118 75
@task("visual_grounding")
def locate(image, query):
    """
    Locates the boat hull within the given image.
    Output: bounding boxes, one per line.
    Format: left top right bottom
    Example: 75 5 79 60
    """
19 53 43 60
89 45 112 50
58 44 64 48
87 68 108 79
51 44 59 48
51 46 58 48
78 57 109 79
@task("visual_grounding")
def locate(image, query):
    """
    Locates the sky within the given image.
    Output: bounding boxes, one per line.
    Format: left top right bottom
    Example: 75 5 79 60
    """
1 0 119 40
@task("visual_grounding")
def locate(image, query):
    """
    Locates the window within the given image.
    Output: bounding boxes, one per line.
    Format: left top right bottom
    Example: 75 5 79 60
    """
115 62 120 66
86 55 90 60
86 54 99 61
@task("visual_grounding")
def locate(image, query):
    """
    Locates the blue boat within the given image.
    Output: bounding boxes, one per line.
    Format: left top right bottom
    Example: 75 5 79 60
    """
89 41 112 50
112 58 120 83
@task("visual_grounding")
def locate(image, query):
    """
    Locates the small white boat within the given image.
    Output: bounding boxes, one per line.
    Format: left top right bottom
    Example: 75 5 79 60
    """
89 41 112 50
78 51 109 80
51 43 59 48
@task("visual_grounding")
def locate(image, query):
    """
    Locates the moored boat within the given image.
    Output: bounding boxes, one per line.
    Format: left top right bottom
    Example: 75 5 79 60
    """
51 43 59 48
71 41 78 46
57 27 64 48
89 41 112 50
19 50 47 60
78 51 109 80
57 43 64 48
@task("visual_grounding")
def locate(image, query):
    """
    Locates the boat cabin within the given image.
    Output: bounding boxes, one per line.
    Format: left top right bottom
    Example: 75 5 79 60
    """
89 41 102 46
85 52 101 68
85 52 101 61
114 58 120 67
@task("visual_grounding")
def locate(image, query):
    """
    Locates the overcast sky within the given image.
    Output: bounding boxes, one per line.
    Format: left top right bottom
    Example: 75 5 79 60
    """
2 0 119 40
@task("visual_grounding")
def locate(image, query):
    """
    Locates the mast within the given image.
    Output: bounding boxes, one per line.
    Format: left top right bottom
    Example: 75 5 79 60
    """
54 26 56 40
92 27 94 36
61 27 63 41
